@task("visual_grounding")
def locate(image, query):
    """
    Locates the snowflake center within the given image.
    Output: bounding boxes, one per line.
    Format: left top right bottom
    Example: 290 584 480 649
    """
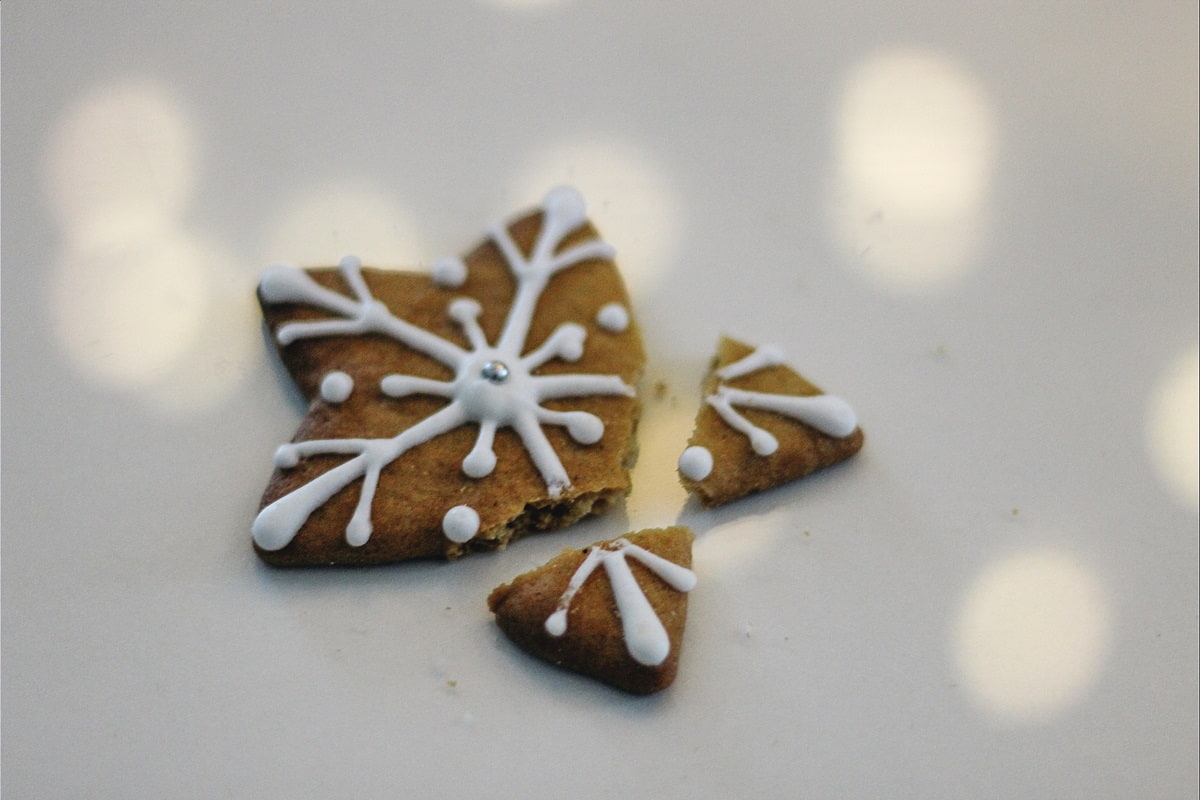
457 353 532 424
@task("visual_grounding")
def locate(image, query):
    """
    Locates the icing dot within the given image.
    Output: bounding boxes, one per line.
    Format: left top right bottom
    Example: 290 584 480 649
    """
442 505 481 543
555 323 586 361
679 446 713 481
274 444 300 469
542 186 587 232
448 296 482 322
750 430 779 456
380 374 414 397
259 264 311 304
345 517 372 547
320 370 354 403
758 344 785 365
596 302 629 333
545 608 568 637
432 255 468 288
565 412 604 444
462 448 497 478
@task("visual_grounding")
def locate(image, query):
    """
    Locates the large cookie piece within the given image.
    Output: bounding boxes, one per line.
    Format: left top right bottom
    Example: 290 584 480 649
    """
488 526 696 695
677 336 863 506
252 187 645 566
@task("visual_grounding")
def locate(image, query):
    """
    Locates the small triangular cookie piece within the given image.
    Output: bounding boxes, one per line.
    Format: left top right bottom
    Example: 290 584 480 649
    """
488 526 695 694
677 337 863 506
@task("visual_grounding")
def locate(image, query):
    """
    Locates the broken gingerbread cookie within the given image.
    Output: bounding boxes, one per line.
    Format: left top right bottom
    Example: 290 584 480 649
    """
488 526 696 694
252 187 645 566
678 336 863 506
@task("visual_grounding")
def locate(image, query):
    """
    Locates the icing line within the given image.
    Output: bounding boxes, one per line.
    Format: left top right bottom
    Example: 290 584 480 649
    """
715 343 784 381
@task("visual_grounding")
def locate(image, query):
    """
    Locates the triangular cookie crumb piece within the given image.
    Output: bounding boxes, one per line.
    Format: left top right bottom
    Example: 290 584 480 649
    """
488 526 695 694
678 336 863 506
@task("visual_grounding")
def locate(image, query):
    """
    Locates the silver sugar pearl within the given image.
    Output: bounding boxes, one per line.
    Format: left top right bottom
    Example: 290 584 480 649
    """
480 360 510 383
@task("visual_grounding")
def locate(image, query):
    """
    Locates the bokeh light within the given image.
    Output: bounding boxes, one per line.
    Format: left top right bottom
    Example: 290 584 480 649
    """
44 77 256 414
829 48 997 294
509 136 683 298
45 79 197 230
51 208 211 388
1145 343 1200 512
262 180 425 269
953 547 1111 725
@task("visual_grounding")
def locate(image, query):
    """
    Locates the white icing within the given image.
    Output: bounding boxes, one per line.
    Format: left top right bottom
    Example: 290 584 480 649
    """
544 538 696 667
320 370 354 404
678 446 713 481
255 406 468 551
681 345 858 480
431 255 468 288
596 302 630 333
273 444 300 469
254 186 634 551
715 385 858 439
707 390 780 456
442 505 481 543
715 343 785 381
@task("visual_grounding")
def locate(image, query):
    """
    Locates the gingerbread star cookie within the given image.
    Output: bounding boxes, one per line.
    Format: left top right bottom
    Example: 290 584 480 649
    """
488 526 696 694
677 337 863 506
252 187 645 566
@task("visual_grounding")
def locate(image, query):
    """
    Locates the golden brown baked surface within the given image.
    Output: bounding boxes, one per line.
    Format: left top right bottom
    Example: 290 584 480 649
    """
488 526 694 695
254 204 644 566
680 336 863 506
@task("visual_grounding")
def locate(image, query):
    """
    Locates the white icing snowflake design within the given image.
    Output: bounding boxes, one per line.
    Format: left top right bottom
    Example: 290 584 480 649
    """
253 187 636 552
678 345 858 482
545 537 696 667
